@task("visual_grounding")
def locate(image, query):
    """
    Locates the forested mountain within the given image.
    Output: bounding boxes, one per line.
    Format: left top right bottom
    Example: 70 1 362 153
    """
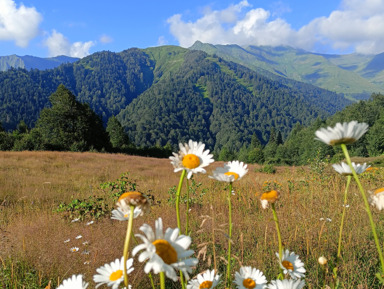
0 45 350 152
190 41 384 100
0 55 78 71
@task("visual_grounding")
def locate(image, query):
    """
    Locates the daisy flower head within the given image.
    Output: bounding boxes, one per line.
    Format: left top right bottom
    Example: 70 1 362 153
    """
132 217 198 281
315 121 368 146
187 269 221 289
276 250 305 279
332 162 370 176
267 279 305 289
70 247 79 253
111 207 143 221
209 160 248 183
57 274 88 289
369 187 384 210
234 266 267 289
116 191 150 216
169 140 214 179
260 190 280 209
93 257 134 289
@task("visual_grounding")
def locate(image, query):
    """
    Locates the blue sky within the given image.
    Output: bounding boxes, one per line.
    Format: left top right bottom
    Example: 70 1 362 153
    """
1 0 384 58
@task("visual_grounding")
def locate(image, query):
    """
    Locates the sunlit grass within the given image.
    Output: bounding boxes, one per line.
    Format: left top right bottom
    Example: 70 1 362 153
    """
1 151 384 288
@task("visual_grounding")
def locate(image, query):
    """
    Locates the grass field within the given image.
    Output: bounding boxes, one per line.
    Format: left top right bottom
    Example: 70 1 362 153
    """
1 151 384 288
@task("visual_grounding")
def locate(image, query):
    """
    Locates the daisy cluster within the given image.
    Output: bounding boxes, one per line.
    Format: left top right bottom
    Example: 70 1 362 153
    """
56 121 382 288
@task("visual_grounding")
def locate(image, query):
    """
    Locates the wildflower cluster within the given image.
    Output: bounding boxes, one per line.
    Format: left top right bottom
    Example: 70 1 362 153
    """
56 121 383 288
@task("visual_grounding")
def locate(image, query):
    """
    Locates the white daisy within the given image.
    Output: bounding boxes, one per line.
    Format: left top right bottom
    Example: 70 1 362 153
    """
70 247 79 253
132 217 198 281
369 187 384 210
86 221 94 225
71 218 80 223
276 250 306 279
76 235 82 239
116 191 149 216
64 239 70 243
93 257 134 289
234 266 267 289
187 269 221 289
209 160 248 183
111 207 143 221
332 162 370 176
315 121 368 146
57 274 88 289
169 140 214 179
267 279 305 289
260 190 279 209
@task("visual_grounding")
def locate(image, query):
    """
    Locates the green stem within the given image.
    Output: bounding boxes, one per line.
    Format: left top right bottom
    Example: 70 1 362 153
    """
337 175 351 259
185 178 190 236
271 203 283 261
160 271 165 289
175 169 187 289
226 182 233 287
123 205 135 287
341 144 384 275
175 170 187 233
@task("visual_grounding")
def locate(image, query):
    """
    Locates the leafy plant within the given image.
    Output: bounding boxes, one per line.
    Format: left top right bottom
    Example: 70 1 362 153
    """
167 179 208 206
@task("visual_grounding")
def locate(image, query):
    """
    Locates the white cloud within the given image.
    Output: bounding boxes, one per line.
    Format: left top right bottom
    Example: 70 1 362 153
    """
44 30 95 58
100 34 113 44
167 0 384 54
0 0 42 47
157 36 167 46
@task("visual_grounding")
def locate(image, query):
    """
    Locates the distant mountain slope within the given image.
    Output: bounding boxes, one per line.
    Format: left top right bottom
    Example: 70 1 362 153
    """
0 46 351 151
190 41 384 100
0 55 79 71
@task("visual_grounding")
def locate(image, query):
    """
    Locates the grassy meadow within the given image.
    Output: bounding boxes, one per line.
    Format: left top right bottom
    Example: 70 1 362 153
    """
1 151 384 288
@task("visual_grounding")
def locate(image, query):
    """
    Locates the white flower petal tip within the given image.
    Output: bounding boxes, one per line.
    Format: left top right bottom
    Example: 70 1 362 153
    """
133 217 197 281
210 160 248 183
332 162 369 175
369 188 384 210
170 140 214 179
57 274 89 289
276 249 306 280
93 257 134 289
187 269 221 289
315 121 368 146
234 266 267 289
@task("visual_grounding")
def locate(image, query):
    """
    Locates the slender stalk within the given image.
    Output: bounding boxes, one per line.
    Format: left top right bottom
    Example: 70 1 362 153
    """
226 182 233 287
185 178 190 236
175 170 187 233
160 271 166 289
123 205 135 287
175 169 187 289
271 203 283 261
341 144 384 275
337 175 351 259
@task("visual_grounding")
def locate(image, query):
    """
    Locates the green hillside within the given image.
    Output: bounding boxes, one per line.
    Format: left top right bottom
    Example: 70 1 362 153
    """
0 46 350 152
190 42 384 100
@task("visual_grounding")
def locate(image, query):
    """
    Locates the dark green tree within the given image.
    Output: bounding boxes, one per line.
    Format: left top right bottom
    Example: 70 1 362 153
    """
106 116 130 150
36 84 110 151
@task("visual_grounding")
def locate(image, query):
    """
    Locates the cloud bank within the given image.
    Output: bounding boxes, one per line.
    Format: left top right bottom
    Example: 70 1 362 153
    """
44 30 95 58
0 0 42 47
167 0 384 54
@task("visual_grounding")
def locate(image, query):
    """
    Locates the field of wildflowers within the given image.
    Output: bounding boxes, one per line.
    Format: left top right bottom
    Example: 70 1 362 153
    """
1 121 384 288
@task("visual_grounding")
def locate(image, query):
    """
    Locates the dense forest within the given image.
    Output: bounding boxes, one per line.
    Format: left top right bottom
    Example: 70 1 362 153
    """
0 46 351 155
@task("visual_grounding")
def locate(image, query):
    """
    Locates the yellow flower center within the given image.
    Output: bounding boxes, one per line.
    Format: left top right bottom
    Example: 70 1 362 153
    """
282 260 294 270
224 171 239 180
182 154 201 169
374 187 384 195
330 137 356 146
243 278 256 289
152 239 178 265
260 190 279 203
109 269 123 281
199 281 213 289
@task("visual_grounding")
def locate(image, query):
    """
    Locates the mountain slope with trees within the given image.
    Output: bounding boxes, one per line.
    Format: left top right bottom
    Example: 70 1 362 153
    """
0 46 351 153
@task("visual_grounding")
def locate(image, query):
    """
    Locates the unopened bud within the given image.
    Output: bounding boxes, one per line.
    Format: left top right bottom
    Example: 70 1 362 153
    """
318 256 327 265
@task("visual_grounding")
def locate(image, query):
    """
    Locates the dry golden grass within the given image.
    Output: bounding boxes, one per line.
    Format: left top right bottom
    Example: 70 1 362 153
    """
1 151 384 288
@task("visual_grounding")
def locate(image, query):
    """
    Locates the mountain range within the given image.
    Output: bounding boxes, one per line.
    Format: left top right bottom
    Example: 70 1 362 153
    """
0 55 78 71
